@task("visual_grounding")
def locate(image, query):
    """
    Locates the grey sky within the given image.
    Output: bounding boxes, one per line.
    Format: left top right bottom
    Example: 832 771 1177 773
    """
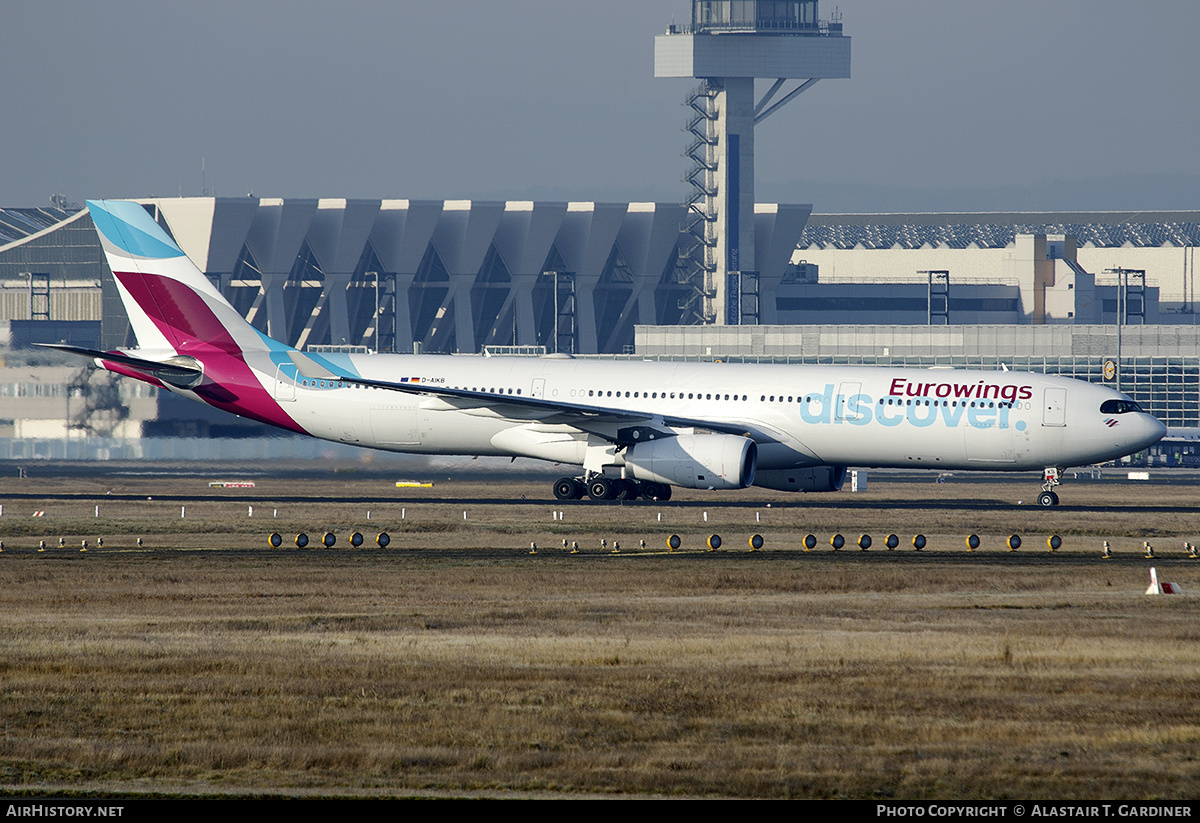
3 0 1198 212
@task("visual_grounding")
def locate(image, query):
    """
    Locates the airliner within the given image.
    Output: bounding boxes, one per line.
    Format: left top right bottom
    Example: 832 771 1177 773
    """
45 200 1166 507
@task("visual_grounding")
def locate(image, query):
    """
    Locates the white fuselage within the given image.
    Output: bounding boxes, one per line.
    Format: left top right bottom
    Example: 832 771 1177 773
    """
234 353 1165 475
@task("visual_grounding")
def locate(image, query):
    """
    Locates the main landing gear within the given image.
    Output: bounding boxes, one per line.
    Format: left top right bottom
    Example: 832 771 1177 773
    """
1037 467 1062 507
552 475 671 502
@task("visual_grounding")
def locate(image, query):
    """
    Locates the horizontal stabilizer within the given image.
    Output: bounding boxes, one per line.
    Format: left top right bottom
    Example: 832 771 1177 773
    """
37 343 204 388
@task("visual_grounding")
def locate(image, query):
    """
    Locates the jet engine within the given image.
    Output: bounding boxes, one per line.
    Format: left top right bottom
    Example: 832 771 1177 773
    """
624 434 757 490
753 465 847 493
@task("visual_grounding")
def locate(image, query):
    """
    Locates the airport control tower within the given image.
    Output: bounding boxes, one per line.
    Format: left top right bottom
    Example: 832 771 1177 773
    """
656 0 850 325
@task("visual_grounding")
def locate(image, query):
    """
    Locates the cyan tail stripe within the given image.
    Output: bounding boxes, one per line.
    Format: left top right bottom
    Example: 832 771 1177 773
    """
246 311 361 377
87 200 186 260
303 351 363 379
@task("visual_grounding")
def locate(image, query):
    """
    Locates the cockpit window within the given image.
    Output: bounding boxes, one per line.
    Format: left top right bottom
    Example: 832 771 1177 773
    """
1100 399 1143 414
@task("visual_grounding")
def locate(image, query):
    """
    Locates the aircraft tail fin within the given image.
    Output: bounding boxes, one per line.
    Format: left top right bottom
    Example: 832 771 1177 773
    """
84 200 306 434
87 199 277 356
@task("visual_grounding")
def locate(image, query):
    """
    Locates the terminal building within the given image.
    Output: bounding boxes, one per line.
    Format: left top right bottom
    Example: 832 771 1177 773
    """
785 212 1200 326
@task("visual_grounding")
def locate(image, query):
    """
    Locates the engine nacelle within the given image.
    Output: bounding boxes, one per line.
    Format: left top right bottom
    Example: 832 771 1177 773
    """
624 434 757 490
753 465 847 493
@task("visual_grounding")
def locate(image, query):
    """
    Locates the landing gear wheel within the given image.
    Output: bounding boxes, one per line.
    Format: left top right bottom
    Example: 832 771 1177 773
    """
643 482 671 502
1039 467 1062 508
553 477 584 500
615 480 640 501
587 477 616 501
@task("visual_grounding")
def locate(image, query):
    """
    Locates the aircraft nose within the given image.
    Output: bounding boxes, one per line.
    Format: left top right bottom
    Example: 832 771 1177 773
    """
1138 414 1167 449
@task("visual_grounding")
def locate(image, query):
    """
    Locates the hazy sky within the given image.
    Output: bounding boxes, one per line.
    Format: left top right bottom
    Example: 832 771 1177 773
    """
4 0 1198 212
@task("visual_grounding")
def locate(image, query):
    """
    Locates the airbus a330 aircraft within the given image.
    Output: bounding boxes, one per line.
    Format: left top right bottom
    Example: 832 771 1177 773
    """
47 200 1166 507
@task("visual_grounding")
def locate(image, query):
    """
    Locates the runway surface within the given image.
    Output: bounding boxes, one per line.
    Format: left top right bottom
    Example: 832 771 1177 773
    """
3 461 1199 564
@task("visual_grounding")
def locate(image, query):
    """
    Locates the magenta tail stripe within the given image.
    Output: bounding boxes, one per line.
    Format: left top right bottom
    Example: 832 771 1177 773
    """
115 271 242 355
114 270 306 435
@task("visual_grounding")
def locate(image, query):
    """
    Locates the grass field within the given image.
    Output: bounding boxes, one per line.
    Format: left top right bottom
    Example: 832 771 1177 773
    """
1 466 1198 798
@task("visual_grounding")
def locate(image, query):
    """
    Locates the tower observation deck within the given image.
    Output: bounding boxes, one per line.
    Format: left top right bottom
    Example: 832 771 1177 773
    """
656 0 850 325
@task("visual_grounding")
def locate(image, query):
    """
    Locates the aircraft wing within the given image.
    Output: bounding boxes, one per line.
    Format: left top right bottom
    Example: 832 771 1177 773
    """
300 360 761 445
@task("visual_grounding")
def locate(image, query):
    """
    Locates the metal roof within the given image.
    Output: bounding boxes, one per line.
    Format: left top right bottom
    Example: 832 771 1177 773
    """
800 211 1200 250
0 207 82 246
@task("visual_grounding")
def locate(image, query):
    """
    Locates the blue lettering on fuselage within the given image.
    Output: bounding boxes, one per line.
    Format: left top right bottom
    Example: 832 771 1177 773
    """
800 384 833 424
906 399 939 427
795 384 1024 431
846 394 871 426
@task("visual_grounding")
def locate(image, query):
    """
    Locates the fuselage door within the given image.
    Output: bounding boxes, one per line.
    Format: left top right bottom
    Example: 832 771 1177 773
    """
274 364 296 402
531 378 545 399
836 382 861 422
1043 387 1067 427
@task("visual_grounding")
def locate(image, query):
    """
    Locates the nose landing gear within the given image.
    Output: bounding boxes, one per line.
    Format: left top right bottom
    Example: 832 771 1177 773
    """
1037 467 1062 507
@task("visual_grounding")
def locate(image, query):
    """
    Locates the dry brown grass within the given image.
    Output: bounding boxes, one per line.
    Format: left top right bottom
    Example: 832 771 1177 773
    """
1 554 1198 798
1 469 1199 798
